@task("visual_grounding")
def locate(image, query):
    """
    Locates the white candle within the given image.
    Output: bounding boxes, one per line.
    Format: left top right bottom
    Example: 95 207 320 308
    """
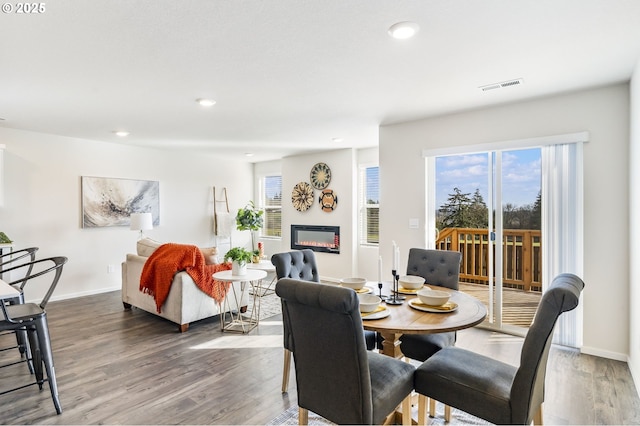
392 241 397 270
378 256 383 283
395 247 400 273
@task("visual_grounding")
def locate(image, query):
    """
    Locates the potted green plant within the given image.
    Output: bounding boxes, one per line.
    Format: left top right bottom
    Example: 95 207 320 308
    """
224 246 253 275
236 201 264 251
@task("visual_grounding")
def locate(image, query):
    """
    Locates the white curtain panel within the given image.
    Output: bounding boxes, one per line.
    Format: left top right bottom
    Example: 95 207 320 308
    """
541 142 584 348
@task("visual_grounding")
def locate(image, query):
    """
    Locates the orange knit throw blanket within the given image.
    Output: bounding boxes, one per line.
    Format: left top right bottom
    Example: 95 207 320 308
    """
140 243 231 313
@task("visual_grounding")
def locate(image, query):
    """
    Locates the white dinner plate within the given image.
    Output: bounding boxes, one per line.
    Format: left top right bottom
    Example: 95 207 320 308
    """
408 298 458 313
361 307 390 320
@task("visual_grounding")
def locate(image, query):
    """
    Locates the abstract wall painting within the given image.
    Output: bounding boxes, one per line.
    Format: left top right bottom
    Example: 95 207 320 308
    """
81 176 160 228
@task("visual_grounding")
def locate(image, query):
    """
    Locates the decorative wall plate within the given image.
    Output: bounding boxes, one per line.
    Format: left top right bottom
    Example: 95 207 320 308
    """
319 188 338 212
291 182 314 212
310 162 332 189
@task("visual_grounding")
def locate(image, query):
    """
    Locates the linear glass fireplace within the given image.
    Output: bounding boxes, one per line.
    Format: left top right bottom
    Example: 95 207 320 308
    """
291 224 340 254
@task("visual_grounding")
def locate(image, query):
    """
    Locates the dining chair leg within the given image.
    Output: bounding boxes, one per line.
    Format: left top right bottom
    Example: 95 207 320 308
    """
16 327 34 374
417 394 428 425
34 316 62 414
26 328 43 385
282 348 291 393
533 404 543 425
401 394 412 425
298 407 308 425
428 398 451 421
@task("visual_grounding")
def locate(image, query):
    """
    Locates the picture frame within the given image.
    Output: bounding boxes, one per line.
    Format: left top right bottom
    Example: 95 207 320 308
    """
81 176 160 228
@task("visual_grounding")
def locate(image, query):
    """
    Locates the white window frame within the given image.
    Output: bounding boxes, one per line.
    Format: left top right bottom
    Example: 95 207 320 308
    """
257 173 282 239
359 163 379 246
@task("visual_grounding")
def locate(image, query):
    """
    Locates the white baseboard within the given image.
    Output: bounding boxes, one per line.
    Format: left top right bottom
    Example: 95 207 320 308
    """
628 358 640 400
24 285 121 304
581 345 628 362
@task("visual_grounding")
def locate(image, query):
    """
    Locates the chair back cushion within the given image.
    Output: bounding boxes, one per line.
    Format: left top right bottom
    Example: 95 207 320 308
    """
271 250 320 351
271 249 320 282
511 273 584 424
276 278 373 424
406 248 462 290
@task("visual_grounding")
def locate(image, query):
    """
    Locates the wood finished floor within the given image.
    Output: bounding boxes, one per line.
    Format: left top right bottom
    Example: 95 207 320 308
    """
0 290 638 425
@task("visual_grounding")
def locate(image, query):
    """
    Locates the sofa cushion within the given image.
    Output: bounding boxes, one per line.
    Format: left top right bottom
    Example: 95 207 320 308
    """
137 238 162 257
200 247 218 265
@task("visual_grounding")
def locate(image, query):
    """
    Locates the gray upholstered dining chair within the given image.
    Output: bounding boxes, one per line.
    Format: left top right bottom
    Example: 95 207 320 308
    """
398 248 462 419
0 256 68 415
276 278 416 425
414 273 585 425
271 249 376 393
271 249 320 393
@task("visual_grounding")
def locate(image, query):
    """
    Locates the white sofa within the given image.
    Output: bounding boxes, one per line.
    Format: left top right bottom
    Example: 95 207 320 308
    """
121 239 248 332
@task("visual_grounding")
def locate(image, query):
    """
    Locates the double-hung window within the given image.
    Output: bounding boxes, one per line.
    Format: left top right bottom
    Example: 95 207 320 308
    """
359 165 379 245
260 175 282 238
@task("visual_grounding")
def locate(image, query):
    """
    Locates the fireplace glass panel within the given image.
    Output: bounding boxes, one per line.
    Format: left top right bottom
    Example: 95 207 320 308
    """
291 225 340 254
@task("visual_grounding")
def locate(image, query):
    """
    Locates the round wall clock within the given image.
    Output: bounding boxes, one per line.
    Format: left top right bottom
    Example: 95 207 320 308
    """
310 162 332 190
291 182 314 212
319 189 338 212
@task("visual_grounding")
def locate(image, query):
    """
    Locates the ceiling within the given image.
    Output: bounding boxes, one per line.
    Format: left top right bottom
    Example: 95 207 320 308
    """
2 0 640 162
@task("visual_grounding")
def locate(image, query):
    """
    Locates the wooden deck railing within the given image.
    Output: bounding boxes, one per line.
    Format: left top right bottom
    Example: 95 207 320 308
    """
436 227 542 292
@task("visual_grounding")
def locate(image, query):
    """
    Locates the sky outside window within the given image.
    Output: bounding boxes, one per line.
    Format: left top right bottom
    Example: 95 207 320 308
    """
435 148 541 209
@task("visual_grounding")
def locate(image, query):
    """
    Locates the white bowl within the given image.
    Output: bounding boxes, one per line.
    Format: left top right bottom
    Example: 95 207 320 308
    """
340 277 367 290
398 275 425 289
358 293 382 313
417 289 451 306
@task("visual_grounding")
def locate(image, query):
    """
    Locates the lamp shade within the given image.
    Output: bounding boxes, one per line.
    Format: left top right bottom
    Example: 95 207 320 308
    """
130 212 153 231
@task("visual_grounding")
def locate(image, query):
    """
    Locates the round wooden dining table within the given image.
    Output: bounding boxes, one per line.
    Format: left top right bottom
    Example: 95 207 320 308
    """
361 281 487 358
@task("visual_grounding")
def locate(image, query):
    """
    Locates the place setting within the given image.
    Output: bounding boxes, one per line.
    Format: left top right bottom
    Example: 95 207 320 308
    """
358 293 390 320
408 288 458 313
393 275 428 295
339 277 373 294
338 276 391 320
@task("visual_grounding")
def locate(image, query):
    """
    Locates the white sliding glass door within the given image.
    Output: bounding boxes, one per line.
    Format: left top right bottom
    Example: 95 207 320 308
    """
426 133 585 345
432 148 541 332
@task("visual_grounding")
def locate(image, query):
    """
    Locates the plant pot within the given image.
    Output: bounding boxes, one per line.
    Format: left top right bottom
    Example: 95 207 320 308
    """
232 260 247 276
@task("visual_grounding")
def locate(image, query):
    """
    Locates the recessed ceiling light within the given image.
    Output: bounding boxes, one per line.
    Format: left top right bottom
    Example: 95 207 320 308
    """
388 21 419 39
114 131 130 137
332 137 344 143
197 98 216 107
244 152 254 157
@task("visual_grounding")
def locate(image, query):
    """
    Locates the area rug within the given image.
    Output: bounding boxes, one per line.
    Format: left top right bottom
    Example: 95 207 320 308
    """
266 403 489 425
246 291 282 320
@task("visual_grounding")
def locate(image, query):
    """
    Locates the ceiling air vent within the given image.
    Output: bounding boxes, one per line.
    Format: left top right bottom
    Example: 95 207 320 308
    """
479 78 524 92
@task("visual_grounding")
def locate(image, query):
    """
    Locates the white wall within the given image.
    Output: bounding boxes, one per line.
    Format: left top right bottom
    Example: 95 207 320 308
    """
380 84 630 360
271 149 358 280
0 127 253 302
629 59 640 392
255 150 381 281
